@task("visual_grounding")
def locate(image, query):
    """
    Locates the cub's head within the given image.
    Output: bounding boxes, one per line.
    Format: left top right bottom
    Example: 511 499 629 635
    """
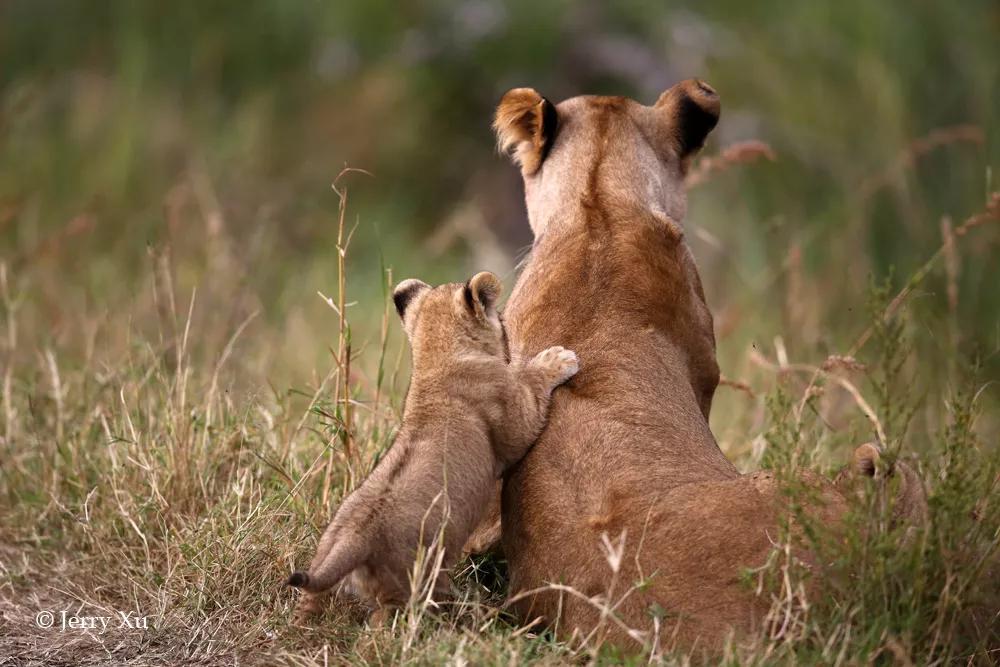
392 271 507 367
493 79 719 235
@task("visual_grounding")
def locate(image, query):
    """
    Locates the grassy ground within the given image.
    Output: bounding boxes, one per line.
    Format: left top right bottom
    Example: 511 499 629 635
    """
2 170 999 665
2 3 998 663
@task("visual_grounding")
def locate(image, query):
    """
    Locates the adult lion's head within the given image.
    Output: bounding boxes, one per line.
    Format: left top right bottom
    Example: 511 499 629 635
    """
494 79 719 237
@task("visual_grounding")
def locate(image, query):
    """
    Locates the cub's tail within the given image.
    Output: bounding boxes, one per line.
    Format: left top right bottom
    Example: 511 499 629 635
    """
287 533 369 593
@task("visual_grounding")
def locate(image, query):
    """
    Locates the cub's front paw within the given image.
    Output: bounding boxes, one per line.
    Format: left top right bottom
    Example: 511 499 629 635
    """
533 346 579 385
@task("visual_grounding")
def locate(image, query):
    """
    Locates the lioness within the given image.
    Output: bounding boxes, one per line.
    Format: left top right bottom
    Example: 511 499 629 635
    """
288 272 578 619
490 80 924 652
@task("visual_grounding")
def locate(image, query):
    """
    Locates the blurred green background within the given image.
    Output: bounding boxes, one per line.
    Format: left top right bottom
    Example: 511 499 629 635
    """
1 0 997 448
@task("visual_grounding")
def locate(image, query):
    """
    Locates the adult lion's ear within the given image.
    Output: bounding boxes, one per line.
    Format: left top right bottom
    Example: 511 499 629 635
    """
464 271 502 318
392 278 430 324
654 79 720 159
493 88 558 174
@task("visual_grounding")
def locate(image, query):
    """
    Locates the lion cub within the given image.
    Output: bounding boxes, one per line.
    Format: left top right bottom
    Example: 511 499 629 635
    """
288 271 578 619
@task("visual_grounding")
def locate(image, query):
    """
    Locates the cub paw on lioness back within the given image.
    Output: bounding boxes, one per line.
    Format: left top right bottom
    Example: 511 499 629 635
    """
287 272 577 622
530 345 579 385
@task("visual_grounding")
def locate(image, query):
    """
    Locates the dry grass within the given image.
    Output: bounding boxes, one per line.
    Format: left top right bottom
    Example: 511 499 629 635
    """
1 160 998 665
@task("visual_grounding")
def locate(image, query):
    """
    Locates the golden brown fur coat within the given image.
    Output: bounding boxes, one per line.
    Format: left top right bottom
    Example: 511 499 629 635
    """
289 273 578 619
490 80 926 653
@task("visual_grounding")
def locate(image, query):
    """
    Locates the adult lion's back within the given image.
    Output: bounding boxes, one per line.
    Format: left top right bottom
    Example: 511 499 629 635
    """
493 80 843 653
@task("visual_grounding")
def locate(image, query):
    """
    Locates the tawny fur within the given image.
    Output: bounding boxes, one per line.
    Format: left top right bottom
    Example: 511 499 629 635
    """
482 79 928 653
288 272 578 620
493 88 556 175
834 442 929 527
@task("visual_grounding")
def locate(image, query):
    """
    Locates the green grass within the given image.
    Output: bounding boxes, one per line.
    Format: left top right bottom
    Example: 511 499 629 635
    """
1 187 997 665
1 3 998 660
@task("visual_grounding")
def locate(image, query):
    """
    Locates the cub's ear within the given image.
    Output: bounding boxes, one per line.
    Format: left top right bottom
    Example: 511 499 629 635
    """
852 442 883 478
493 88 558 174
463 271 502 318
392 279 431 321
654 79 720 159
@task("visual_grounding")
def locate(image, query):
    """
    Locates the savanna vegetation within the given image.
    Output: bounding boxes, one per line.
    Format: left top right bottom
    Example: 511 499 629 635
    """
1 1 997 664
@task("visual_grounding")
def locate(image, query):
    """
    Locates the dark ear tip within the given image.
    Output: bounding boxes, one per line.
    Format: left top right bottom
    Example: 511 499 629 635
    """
466 271 503 312
470 271 502 301
463 281 475 311
392 291 411 318
853 443 881 477
287 571 310 588
494 88 557 173
659 79 720 119
681 79 720 118
392 279 429 318
655 79 720 157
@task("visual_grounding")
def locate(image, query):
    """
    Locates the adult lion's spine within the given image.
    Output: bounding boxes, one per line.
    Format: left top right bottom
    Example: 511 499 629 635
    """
287 534 369 593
